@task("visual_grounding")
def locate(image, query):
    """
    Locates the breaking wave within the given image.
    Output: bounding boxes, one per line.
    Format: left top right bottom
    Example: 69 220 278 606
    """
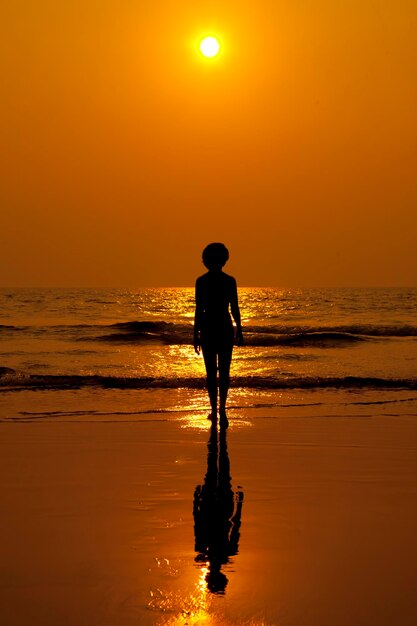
1 320 417 348
1 369 417 392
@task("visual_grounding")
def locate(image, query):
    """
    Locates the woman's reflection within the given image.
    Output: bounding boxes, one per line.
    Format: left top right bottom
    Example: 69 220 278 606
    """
193 424 244 594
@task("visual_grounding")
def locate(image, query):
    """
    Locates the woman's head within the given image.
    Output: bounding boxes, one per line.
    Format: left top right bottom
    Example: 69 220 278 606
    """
202 243 229 270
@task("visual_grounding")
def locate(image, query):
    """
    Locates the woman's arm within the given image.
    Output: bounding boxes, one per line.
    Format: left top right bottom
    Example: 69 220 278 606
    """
230 278 243 346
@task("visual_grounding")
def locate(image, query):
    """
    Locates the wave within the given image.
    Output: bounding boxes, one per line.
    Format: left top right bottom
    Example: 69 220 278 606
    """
92 330 366 347
0 366 15 376
245 331 366 347
100 321 417 338
2 370 417 392
2 320 417 347
246 323 417 337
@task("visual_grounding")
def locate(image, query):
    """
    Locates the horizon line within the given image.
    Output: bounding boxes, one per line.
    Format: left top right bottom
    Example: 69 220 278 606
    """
1 285 417 290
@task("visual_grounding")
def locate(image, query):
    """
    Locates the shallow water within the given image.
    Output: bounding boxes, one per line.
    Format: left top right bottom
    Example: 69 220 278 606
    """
1 287 417 417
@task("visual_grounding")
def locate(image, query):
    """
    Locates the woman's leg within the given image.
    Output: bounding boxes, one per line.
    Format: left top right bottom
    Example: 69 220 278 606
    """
202 347 218 416
218 344 233 414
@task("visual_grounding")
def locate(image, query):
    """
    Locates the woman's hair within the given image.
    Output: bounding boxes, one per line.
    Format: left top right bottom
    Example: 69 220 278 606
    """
202 243 229 270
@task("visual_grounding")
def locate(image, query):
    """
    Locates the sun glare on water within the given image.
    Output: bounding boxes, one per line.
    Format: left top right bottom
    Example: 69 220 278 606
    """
199 36 221 58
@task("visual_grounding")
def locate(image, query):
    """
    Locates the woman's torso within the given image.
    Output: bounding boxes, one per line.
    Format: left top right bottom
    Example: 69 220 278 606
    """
197 272 234 344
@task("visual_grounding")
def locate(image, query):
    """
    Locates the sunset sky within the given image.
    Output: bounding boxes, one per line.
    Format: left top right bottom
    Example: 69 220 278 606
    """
1 0 416 287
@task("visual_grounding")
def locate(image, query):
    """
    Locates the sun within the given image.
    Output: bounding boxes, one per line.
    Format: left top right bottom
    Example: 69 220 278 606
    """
199 36 221 59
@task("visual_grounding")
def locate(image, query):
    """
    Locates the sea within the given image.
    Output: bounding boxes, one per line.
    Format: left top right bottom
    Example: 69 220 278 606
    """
1 287 417 423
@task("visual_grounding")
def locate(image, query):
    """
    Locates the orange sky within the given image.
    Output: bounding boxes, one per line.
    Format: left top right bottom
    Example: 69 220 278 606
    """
1 0 416 287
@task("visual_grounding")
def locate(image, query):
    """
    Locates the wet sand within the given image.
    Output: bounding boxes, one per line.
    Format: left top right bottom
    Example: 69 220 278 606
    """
1 408 417 625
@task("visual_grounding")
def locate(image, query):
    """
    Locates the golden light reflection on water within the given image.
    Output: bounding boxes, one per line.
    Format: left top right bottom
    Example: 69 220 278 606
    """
166 345 206 378
154 566 270 626
178 412 253 431
158 289 297 385
150 415 267 626
150 567 211 626
159 287 305 326
178 412 213 432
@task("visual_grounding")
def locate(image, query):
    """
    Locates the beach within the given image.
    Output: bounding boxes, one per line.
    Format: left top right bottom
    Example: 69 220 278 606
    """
2 397 417 626
1 287 417 624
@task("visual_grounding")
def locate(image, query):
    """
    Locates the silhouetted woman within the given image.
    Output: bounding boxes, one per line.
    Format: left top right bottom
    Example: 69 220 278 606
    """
194 243 243 425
